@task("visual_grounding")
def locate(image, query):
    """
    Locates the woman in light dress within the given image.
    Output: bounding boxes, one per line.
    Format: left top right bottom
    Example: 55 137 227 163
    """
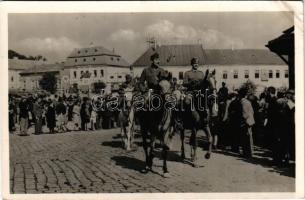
72 101 81 131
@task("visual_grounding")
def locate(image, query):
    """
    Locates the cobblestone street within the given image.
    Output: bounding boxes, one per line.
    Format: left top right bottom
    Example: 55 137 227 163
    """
9 128 295 193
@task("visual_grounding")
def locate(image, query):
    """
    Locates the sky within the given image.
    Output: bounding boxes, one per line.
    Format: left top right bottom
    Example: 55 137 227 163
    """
8 12 293 64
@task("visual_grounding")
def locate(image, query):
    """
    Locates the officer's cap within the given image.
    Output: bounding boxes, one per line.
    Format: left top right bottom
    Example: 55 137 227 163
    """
191 57 199 65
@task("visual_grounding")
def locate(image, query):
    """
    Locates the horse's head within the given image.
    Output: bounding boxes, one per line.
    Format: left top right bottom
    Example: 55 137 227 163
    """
159 79 172 95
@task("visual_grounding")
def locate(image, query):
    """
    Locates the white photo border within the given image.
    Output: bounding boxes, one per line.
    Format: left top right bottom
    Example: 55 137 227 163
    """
0 1 304 199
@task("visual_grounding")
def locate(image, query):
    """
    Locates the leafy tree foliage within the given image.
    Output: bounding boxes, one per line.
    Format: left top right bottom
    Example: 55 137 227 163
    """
39 73 57 94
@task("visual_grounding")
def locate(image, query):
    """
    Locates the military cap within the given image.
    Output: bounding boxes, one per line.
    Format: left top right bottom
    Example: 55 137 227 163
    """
191 57 199 65
150 52 160 61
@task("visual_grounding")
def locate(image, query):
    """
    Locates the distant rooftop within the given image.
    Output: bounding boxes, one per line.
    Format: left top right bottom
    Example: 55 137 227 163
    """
9 59 35 70
20 63 64 75
132 44 286 67
65 46 129 67
67 46 120 58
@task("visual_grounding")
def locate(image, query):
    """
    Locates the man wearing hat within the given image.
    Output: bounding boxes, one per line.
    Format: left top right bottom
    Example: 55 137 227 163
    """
183 57 205 91
183 57 214 163
19 96 30 136
138 52 166 172
139 52 165 93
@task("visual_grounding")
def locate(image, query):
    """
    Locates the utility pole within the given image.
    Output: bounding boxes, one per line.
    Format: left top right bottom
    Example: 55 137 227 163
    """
146 36 157 50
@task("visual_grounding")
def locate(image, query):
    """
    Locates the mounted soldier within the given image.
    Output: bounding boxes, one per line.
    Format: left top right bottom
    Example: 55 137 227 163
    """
138 52 174 177
180 57 215 167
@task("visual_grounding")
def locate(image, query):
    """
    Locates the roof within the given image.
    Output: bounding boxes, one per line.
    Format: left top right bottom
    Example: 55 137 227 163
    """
203 49 286 65
9 59 35 70
133 44 206 66
266 26 294 55
132 45 286 67
67 46 121 58
20 63 64 75
65 46 130 67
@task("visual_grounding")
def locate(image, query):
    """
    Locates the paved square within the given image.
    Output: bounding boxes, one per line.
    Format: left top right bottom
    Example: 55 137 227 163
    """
9 128 295 193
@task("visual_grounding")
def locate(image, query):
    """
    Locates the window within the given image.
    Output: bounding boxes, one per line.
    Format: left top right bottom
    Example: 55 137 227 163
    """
83 58 86 62
118 75 122 79
78 51 80 54
285 70 289 78
117 58 120 61
94 70 97 77
95 49 98 52
222 71 228 79
110 57 114 61
100 70 104 77
11 76 13 82
85 50 88 53
75 59 77 62
93 57 96 61
179 72 184 80
233 70 238 79
269 70 273 78
110 76 114 79
244 70 249 79
255 70 259 78
276 70 280 78
73 71 77 78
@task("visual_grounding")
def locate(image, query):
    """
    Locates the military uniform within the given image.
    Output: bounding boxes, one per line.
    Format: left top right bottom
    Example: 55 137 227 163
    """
139 65 165 92
183 69 205 91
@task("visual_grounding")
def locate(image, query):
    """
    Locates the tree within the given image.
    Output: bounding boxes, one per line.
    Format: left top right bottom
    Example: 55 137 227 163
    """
92 81 106 94
39 73 57 94
8 50 27 59
35 55 43 61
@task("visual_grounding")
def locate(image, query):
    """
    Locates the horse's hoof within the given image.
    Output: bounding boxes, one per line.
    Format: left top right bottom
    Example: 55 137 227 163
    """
163 171 171 178
192 161 199 168
205 153 211 159
140 166 151 174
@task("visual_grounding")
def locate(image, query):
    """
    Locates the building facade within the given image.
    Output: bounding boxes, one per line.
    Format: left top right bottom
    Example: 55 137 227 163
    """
9 58 36 91
62 46 130 93
19 63 63 92
132 45 289 93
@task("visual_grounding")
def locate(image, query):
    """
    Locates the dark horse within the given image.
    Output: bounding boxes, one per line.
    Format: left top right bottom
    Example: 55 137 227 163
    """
138 77 174 177
173 69 217 167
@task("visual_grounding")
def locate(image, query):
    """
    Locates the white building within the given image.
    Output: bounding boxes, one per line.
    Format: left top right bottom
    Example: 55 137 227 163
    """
61 46 130 93
132 45 288 93
19 63 63 92
9 58 35 91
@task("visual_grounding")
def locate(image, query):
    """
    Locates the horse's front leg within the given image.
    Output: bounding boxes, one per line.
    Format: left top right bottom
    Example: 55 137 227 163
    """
203 126 212 159
190 128 198 167
180 128 185 160
127 106 135 150
148 133 156 169
162 145 170 178
140 128 151 173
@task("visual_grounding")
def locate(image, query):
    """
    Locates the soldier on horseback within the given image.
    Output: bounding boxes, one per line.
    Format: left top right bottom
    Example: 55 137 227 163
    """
182 57 214 167
138 52 172 176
